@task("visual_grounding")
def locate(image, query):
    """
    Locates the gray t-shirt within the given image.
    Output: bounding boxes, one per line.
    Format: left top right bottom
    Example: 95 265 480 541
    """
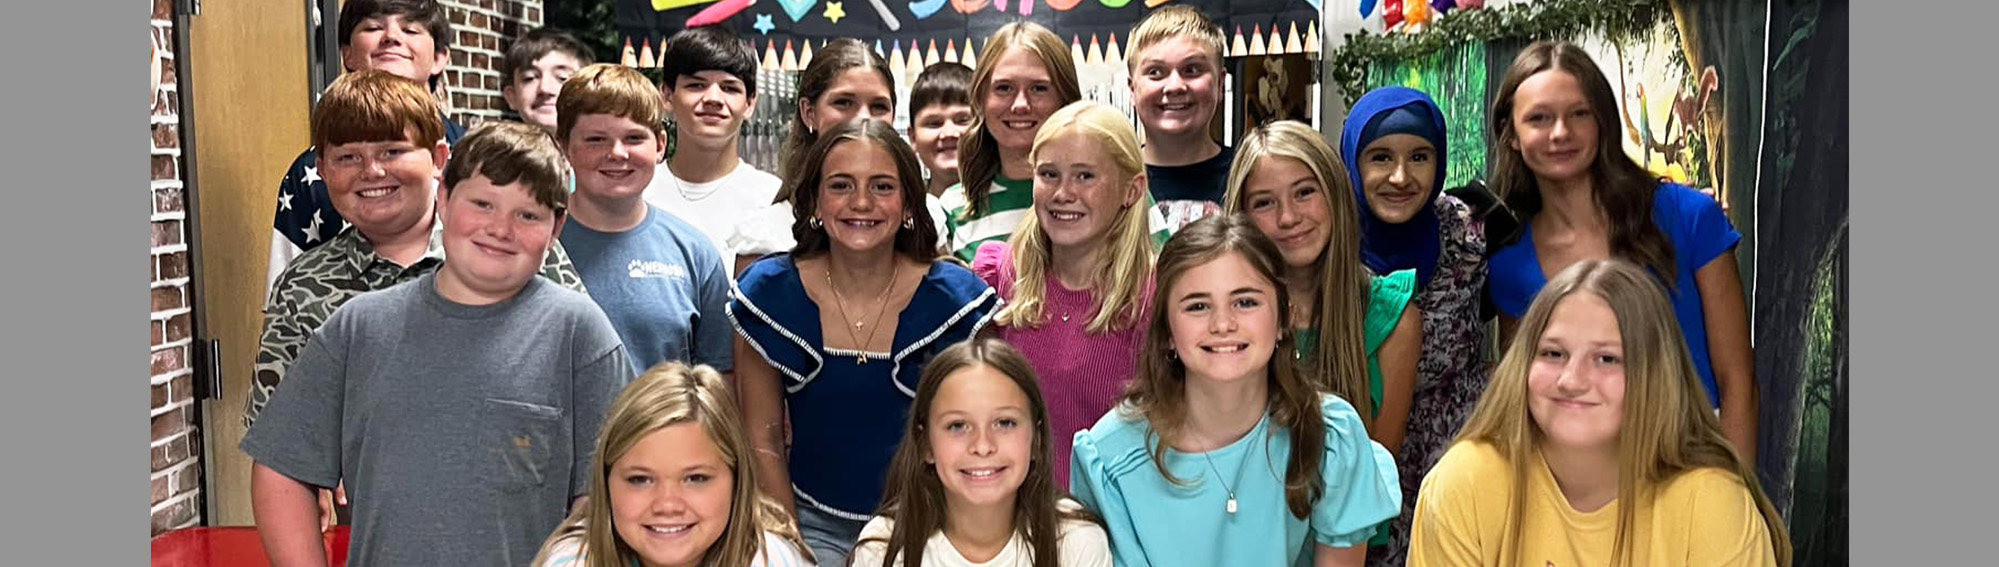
240 273 631 567
558 206 733 375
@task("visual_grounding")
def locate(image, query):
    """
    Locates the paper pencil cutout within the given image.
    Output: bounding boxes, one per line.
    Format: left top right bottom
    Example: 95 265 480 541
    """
686 0 753 27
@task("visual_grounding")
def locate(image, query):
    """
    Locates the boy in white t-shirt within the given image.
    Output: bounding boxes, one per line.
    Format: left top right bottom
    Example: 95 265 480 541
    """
644 25 788 276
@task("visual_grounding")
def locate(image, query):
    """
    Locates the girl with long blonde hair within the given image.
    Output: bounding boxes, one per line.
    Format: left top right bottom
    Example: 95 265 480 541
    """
972 101 1156 487
1224 121 1422 465
1409 259 1789 567
531 362 815 567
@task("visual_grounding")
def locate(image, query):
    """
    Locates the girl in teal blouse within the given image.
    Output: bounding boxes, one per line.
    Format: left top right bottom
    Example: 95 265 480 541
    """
1068 215 1401 567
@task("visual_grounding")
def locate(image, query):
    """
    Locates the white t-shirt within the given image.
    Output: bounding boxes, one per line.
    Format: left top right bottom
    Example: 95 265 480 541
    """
644 158 793 259
847 499 1111 567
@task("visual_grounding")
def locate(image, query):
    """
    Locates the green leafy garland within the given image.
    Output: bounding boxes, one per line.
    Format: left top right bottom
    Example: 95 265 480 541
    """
1329 0 1669 107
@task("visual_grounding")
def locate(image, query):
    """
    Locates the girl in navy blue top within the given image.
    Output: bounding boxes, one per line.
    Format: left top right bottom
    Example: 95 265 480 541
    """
729 119 1001 567
1483 40 1758 462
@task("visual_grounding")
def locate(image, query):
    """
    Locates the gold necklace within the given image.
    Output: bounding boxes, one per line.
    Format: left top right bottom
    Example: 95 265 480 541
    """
824 260 898 364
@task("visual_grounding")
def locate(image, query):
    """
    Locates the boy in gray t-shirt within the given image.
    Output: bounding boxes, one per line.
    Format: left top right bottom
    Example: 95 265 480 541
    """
242 122 633 567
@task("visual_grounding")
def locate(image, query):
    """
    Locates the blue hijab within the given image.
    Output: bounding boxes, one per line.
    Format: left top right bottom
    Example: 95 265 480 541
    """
1340 86 1447 288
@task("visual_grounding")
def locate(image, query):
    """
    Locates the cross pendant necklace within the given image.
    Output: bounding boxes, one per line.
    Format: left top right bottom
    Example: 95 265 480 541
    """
825 261 897 365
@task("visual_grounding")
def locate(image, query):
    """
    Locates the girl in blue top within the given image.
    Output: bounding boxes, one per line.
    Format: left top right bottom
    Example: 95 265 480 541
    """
730 119 1001 567
1069 215 1401 567
1484 41 1758 463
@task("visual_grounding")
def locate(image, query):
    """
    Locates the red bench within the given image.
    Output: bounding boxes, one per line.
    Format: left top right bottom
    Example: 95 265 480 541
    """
151 527 350 567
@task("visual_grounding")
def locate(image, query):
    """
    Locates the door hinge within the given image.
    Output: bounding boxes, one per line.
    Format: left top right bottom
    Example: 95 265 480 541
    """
196 339 223 401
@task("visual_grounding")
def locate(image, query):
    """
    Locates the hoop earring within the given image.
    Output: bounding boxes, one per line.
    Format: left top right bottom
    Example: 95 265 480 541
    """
902 217 915 230
809 217 823 230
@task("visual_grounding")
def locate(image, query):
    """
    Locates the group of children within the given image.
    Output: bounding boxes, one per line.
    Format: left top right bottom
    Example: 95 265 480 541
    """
238 1 1787 566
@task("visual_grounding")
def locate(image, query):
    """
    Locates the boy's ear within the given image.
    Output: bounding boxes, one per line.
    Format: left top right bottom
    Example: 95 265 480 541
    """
429 45 450 78
548 212 568 242
430 141 451 182
433 180 452 221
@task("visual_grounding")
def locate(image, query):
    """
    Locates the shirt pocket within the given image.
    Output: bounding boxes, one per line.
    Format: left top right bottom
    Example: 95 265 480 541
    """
485 398 562 493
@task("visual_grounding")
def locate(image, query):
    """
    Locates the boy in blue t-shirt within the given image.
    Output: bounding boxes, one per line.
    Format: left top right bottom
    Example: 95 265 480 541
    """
555 63 734 376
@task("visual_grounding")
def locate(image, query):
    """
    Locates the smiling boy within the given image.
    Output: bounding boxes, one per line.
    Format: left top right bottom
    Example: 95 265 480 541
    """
1128 6 1234 234
556 63 734 377
501 27 596 133
644 26 786 275
243 121 631 567
268 0 467 289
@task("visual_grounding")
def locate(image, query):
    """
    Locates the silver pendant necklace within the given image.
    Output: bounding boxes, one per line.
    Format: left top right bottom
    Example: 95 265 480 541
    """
1196 432 1251 514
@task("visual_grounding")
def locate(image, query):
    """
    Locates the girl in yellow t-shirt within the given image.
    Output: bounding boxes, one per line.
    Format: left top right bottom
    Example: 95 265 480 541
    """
1408 259 1789 567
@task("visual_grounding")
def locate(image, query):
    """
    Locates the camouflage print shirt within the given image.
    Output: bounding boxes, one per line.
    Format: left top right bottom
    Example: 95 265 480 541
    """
243 220 589 427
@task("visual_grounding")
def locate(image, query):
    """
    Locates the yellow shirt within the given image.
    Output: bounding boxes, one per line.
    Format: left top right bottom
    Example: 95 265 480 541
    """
1408 441 1776 567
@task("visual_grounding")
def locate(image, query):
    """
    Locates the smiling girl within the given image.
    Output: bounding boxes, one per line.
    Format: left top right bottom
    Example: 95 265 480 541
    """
730 119 1000 567
852 338 1112 567
972 101 1156 488
944 22 1082 260
1223 122 1422 470
1409 259 1788 567
1069 215 1401 567
1483 41 1758 462
530 362 815 567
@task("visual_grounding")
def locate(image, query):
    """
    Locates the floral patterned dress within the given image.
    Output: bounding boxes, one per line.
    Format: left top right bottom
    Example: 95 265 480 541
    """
1370 194 1491 567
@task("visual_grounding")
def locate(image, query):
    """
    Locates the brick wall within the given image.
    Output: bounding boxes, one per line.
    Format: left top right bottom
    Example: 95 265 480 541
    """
440 0 545 127
151 0 203 537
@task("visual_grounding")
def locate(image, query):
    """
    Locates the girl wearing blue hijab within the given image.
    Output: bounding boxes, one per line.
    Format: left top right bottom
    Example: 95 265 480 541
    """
1339 86 1491 567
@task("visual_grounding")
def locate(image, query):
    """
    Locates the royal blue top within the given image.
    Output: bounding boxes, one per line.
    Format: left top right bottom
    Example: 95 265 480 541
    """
1488 183 1741 407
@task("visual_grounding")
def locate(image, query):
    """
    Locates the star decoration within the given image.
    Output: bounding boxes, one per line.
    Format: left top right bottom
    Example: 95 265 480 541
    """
304 211 325 243
823 2 845 23
753 13 776 35
302 165 321 184
279 191 294 211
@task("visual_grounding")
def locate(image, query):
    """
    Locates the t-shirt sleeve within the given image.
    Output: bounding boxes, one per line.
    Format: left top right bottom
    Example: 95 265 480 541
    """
246 275 306 428
1057 514 1114 567
1670 185 1743 272
1364 270 1419 352
569 321 633 498
1678 470 1778 567
1066 432 1109 525
754 530 818 567
926 194 953 256
532 534 585 567
1485 239 1537 319
970 241 1013 292
727 202 799 257
1406 444 1493 567
694 249 736 373
1309 394 1403 548
238 306 350 489
846 516 896 567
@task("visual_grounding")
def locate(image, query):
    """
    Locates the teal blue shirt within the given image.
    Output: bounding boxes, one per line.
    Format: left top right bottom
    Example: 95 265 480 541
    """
1068 394 1401 567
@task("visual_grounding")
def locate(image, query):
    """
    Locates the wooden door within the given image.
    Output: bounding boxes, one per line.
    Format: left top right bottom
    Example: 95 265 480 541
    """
185 0 312 526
